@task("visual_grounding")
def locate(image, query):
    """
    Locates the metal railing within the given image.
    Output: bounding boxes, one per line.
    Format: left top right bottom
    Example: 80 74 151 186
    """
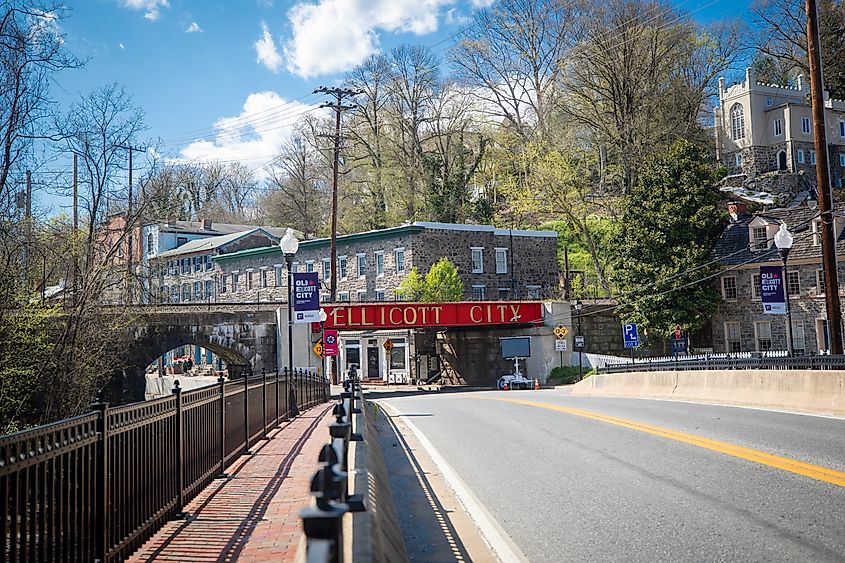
1 368 330 562
300 377 367 563
599 353 845 374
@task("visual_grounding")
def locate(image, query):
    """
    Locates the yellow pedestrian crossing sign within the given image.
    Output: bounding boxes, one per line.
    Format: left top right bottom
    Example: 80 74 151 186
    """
554 325 569 339
312 339 324 358
383 339 393 352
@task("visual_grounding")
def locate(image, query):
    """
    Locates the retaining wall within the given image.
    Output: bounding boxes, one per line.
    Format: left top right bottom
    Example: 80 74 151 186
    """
571 369 845 415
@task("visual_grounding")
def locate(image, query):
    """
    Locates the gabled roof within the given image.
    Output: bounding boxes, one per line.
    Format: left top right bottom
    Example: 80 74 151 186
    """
151 220 285 238
155 228 279 259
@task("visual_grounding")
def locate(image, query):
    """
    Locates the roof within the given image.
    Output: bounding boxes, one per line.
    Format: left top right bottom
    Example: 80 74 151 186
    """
156 228 278 259
711 204 845 266
214 221 558 263
151 220 285 238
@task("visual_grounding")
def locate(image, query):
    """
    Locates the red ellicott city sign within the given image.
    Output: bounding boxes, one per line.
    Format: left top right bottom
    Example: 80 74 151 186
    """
322 301 544 330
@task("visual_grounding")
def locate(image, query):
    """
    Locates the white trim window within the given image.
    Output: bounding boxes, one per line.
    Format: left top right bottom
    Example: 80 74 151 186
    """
798 149 805 164
792 320 806 355
204 255 213 271
495 248 508 274
526 285 542 300
471 247 484 273
840 120 845 138
274 265 284 287
471 285 486 300
357 289 367 301
751 273 761 300
219 274 228 295
721 276 737 300
338 291 350 302
182 284 191 302
232 272 240 292
766 96 774 107
751 226 768 250
810 150 817 165
812 219 821 246
724 321 742 353
817 269 826 294
193 256 202 273
375 289 386 301
339 256 348 280
754 320 772 351
305 261 314 273
802 116 811 134
322 258 331 280
498 287 510 300
786 270 800 297
773 118 783 137
204 280 214 301
260 268 268 288
291 262 299 273
735 153 743 167
730 103 745 140
357 254 366 278
394 248 405 275
246 269 254 291
375 251 385 277
840 154 845 167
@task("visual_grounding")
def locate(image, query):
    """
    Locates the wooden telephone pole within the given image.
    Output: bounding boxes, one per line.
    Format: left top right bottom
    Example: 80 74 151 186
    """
114 143 146 303
313 86 360 303
806 0 843 354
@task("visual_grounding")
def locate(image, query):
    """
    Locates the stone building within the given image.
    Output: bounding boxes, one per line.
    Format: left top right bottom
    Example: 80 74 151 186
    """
710 201 845 354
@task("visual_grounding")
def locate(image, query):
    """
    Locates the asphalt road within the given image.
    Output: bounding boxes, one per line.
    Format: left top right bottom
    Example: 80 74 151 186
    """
373 389 845 563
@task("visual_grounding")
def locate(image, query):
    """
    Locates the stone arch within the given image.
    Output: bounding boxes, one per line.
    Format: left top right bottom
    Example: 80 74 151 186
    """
130 327 254 380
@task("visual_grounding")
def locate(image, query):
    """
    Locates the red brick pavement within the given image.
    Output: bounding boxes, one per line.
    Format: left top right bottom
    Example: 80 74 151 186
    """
127 403 333 563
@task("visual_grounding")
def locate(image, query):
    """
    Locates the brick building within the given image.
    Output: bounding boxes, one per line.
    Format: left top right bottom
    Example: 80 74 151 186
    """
710 201 845 354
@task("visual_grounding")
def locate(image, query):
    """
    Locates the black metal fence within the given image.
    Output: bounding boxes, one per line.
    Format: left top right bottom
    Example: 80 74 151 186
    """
300 377 366 563
0 368 330 562
599 354 845 374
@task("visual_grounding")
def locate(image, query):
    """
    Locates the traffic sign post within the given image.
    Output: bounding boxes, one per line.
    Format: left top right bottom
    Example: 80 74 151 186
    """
555 338 567 368
622 323 639 363
574 335 585 349
553 325 569 339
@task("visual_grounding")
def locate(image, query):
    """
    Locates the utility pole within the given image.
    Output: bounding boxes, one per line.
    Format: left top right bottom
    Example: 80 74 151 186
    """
72 153 78 304
806 0 843 354
114 143 146 303
313 86 360 303
23 170 32 280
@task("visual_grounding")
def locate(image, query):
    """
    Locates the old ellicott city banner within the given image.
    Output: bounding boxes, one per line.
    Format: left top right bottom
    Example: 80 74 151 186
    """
322 302 544 330
760 265 786 315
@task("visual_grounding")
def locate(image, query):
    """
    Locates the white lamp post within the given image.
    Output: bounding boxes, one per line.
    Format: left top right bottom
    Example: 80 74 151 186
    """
280 228 300 416
774 224 794 356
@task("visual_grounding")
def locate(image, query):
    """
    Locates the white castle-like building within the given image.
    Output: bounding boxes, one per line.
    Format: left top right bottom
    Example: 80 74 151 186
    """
715 67 845 188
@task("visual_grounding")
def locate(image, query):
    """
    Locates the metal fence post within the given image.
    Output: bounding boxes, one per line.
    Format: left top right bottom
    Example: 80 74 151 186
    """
244 370 251 454
275 369 280 427
262 369 268 440
217 376 227 478
92 394 109 563
173 381 186 518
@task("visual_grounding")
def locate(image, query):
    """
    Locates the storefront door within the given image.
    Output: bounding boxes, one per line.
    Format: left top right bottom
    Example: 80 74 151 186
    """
367 345 381 380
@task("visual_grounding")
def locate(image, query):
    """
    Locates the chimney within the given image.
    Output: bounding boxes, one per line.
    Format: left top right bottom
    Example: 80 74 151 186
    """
202 218 213 230
727 201 748 221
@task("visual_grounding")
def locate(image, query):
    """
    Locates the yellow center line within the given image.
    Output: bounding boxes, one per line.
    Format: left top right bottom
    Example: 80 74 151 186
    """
487 397 845 488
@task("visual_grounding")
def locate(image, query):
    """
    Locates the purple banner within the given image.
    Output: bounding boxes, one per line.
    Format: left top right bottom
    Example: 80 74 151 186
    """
293 272 321 323
760 265 786 315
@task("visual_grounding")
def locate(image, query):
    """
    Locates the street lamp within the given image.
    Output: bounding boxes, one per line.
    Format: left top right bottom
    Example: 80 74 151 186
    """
280 228 300 417
575 298 583 380
319 308 328 385
774 223 794 356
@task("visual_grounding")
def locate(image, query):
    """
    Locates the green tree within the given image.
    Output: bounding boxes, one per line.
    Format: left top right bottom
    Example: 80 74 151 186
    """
423 258 464 302
611 140 725 341
396 267 425 301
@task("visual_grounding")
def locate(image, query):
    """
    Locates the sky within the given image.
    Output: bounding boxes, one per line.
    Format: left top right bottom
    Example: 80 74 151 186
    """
37 0 749 213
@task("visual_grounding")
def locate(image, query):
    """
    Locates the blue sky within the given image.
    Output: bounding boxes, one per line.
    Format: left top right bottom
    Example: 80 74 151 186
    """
39 0 749 213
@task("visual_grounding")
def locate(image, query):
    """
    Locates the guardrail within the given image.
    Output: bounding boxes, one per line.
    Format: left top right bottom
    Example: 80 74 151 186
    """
598 354 845 374
300 377 367 563
0 368 330 562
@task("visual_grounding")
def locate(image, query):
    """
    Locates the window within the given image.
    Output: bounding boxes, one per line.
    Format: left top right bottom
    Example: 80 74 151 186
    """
357 254 366 278
306 261 314 273
394 248 405 274
526 286 542 300
792 320 806 355
773 118 783 136
260 268 268 288
751 273 761 300
840 120 845 137
766 96 774 107
751 226 768 250
472 285 486 300
204 280 214 301
219 274 227 294
177 236 188 247
817 269 826 294
275 265 284 287
498 287 510 300
721 276 737 300
322 258 331 280
182 284 191 302
471 247 484 273
389 338 406 370
839 154 845 168
357 289 367 301
375 252 384 276
495 248 508 274
724 321 742 353
735 153 743 167
755 321 772 351
798 149 805 164
339 292 350 302
246 270 254 291
812 219 821 246
205 255 213 271
375 289 386 301
292 262 299 273
802 117 811 134
181 258 190 275
730 103 745 140
193 256 202 273
787 270 800 297
147 232 154 254
339 256 348 280
810 150 817 165
232 272 240 292
170 285 179 303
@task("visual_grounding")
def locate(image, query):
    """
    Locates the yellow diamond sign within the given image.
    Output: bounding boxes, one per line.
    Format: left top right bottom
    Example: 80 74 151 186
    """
554 325 569 339
383 339 393 352
312 340 324 358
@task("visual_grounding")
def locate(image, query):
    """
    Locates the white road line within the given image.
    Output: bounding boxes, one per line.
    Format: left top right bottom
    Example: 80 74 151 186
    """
379 401 528 563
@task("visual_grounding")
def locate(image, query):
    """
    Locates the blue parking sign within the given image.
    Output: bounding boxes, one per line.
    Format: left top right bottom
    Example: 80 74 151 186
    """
623 323 639 348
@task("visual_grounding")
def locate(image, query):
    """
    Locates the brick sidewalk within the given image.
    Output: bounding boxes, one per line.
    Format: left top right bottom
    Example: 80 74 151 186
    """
127 402 333 562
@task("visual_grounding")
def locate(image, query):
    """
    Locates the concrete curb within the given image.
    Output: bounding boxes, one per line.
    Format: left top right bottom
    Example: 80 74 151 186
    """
571 369 845 415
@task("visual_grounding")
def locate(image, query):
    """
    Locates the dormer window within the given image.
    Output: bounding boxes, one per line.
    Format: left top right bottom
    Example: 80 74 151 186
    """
730 103 745 140
751 226 768 250
812 219 821 246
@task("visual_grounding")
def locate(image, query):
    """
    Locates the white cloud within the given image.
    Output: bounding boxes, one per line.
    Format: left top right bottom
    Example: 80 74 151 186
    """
282 0 458 78
177 92 321 177
118 42 125 49
469 0 494 7
121 0 169 21
254 21 283 73
186 21 202 33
